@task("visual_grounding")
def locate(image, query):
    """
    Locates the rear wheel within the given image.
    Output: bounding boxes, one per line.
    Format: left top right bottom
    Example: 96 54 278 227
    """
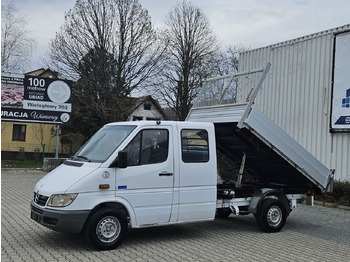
256 199 287 232
84 207 128 250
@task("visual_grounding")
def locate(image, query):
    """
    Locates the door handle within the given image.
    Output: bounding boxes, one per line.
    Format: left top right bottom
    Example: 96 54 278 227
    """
159 172 173 176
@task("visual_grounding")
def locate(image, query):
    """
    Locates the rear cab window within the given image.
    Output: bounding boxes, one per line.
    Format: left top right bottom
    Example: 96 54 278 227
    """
181 129 209 163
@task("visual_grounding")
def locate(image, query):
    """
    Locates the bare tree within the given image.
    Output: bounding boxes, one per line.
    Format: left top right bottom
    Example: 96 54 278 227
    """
31 124 55 150
211 45 248 76
1 0 36 73
156 1 217 120
50 0 162 86
31 124 45 148
50 0 164 137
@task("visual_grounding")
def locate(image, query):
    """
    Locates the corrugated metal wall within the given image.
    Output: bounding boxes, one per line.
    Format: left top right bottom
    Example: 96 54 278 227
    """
239 24 350 181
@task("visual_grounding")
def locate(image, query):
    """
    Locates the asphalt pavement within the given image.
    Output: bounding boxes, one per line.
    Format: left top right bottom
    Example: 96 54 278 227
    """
1 169 350 262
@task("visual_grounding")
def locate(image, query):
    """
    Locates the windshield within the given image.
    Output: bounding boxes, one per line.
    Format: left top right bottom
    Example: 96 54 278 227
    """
73 125 136 162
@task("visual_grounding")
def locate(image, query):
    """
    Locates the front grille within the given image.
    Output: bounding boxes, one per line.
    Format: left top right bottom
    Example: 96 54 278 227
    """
33 192 49 206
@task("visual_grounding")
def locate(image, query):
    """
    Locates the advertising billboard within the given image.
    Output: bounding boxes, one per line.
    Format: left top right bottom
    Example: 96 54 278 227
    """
331 31 350 131
1 73 72 125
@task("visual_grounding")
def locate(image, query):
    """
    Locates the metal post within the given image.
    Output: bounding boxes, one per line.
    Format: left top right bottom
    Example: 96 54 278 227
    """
42 144 45 164
55 125 60 159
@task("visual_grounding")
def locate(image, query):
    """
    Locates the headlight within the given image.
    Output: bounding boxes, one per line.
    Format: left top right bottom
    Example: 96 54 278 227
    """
47 194 78 207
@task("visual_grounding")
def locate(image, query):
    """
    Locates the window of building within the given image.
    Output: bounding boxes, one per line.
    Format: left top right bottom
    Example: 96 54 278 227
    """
181 129 209 163
146 117 161 121
144 102 151 110
12 124 26 141
124 129 169 166
132 116 143 121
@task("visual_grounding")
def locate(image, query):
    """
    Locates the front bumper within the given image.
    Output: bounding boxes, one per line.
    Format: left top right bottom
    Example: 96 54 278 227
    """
30 201 90 234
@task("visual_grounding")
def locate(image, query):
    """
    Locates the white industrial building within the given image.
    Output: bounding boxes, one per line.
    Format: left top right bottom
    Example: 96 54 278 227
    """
238 24 350 181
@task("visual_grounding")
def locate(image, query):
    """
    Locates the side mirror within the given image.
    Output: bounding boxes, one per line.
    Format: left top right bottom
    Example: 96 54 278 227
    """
109 151 128 168
117 150 128 168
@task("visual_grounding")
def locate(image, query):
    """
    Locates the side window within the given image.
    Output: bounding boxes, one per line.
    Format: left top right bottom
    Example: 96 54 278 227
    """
124 129 169 166
181 129 209 163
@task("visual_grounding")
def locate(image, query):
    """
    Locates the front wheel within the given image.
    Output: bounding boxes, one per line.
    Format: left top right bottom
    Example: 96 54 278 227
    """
256 199 287 233
84 207 128 250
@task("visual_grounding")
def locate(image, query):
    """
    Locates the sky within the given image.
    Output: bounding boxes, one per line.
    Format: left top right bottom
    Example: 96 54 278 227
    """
6 0 350 71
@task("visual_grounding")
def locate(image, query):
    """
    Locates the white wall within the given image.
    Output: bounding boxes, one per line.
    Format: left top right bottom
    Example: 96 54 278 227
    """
239 24 350 181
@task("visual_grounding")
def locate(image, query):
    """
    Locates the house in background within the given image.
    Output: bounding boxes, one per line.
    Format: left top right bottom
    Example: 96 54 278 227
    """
127 95 168 121
1 122 57 160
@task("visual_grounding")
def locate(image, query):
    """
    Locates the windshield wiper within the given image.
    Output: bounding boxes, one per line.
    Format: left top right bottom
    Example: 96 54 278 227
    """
73 155 91 162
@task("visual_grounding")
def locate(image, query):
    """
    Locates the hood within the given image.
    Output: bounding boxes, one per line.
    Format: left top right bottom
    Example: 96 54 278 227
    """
34 161 101 196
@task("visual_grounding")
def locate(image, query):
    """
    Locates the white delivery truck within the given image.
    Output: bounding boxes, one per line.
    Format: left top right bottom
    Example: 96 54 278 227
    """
31 65 334 250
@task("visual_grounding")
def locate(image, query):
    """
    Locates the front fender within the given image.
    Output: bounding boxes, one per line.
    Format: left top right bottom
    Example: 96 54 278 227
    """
54 192 137 227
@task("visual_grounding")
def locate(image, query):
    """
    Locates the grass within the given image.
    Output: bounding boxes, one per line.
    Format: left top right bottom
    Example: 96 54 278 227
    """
1 160 42 169
315 181 350 207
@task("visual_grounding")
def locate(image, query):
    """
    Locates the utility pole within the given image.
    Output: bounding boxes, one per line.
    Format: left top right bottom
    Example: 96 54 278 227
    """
55 125 60 158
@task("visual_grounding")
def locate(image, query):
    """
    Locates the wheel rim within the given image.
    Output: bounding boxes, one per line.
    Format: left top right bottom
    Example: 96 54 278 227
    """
96 216 121 243
266 205 282 227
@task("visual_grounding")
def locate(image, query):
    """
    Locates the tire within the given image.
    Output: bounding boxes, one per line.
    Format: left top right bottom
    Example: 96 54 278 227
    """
215 208 232 218
84 207 128 250
256 198 287 233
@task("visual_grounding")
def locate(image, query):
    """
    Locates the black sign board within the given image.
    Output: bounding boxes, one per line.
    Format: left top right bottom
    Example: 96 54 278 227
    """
1 73 72 125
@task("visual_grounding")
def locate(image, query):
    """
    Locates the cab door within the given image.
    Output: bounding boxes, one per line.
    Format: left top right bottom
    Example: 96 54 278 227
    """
116 126 174 226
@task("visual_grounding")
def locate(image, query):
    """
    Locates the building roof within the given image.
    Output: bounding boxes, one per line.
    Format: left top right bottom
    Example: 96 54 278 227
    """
24 68 59 78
